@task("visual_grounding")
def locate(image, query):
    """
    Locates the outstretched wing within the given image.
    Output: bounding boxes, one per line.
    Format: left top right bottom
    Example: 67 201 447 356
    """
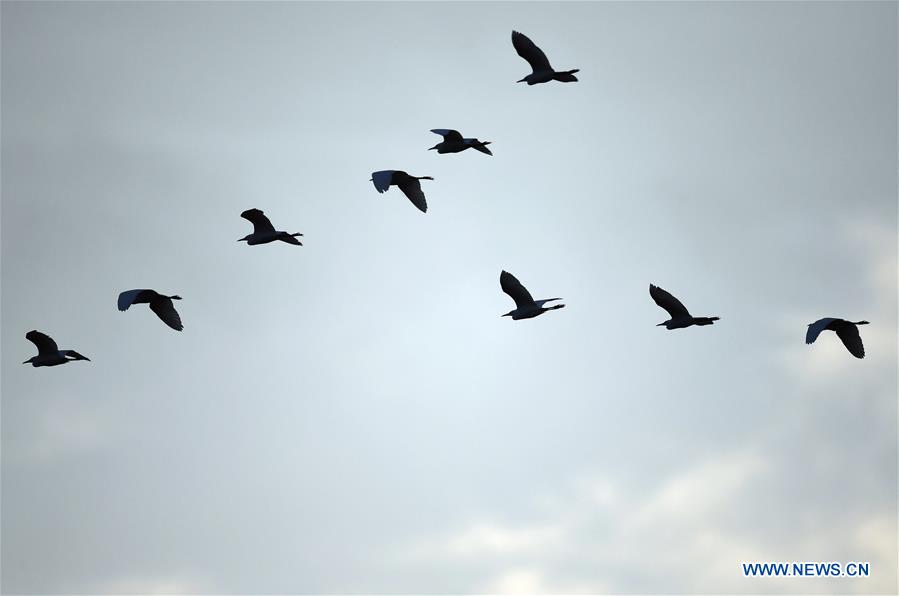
512 30 552 73
26 330 58 355
431 129 463 142
650 284 691 318
833 321 865 359
150 297 184 331
118 289 149 311
241 208 275 234
371 170 395 193
805 317 836 345
397 178 428 213
501 270 535 308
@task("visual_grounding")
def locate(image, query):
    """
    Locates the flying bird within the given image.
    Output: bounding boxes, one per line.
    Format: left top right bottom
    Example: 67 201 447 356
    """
118 289 184 331
650 284 719 330
512 30 579 85
806 317 869 359
23 330 90 367
428 129 492 155
238 208 303 245
370 170 433 213
500 270 564 320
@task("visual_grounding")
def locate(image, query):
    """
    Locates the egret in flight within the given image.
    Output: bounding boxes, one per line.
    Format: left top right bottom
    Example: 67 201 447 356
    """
371 170 433 213
23 330 90 367
238 208 303 246
806 317 869 359
428 129 492 155
512 30 579 85
500 270 565 320
650 284 719 330
118 289 184 331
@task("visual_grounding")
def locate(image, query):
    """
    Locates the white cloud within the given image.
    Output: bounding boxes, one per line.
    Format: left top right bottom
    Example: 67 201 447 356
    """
93 575 211 595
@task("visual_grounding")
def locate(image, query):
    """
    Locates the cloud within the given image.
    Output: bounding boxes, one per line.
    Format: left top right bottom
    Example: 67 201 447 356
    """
2 394 114 466
398 443 895 593
92 575 211 595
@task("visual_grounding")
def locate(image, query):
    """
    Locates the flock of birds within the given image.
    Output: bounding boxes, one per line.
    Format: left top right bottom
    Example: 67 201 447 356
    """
22 30 871 366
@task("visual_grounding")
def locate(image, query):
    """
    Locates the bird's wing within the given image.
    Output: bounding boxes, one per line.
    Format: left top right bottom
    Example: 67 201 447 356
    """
150 297 184 331
805 317 837 344
398 178 428 213
371 170 394 193
512 30 552 72
649 284 691 318
501 270 535 308
431 129 463 141
834 321 865 358
118 289 148 311
26 330 58 354
241 208 275 233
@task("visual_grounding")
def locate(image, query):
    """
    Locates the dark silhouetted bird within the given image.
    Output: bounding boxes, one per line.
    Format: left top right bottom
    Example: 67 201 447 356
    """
370 170 433 213
118 289 184 331
501 270 564 320
238 208 303 246
23 330 90 367
428 129 492 155
806 317 869 359
650 284 719 330
512 30 579 85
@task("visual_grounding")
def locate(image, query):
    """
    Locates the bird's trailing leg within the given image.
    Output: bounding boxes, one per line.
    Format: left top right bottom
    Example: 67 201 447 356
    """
553 69 580 82
693 316 720 326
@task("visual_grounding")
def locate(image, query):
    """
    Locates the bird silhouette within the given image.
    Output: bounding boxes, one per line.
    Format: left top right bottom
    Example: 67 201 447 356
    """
370 170 433 213
650 284 719 330
23 330 90 367
238 208 303 246
501 270 564 320
428 129 492 155
118 289 184 331
806 317 869 359
512 31 579 85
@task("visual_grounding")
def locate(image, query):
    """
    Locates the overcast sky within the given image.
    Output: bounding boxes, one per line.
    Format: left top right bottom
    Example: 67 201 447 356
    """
2 1 896 594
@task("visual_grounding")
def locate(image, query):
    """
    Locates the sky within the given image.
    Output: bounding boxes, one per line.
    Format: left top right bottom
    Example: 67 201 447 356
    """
1 1 897 594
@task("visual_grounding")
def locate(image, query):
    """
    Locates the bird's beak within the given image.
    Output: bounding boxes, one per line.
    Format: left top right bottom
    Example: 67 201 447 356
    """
502 313 511 317
656 322 666 326
428 145 437 151
516 78 526 83
22 359 30 364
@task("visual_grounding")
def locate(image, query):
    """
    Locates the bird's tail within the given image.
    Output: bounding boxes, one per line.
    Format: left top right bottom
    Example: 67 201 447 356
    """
418 176 434 180
170 295 182 300
694 316 719 326
553 69 579 82
546 304 565 311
